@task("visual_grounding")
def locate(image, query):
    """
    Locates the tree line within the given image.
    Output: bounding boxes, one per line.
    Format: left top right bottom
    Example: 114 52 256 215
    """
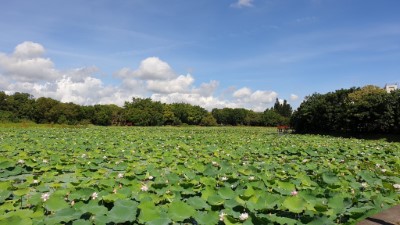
0 91 292 126
291 85 400 134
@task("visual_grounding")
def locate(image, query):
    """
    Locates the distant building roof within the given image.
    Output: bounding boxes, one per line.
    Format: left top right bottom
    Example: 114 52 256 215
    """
385 83 398 93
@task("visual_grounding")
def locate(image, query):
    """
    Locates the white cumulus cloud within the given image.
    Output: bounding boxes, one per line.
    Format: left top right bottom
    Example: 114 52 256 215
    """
147 74 194 94
133 56 176 80
13 41 45 59
290 94 299 101
233 87 252 98
0 41 59 82
193 80 219 97
231 0 254 8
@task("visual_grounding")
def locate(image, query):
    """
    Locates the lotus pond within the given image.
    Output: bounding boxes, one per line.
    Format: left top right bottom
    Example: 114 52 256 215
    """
0 126 399 225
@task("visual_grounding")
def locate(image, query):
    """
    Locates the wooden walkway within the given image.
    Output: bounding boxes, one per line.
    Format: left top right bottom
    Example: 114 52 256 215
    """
357 205 400 225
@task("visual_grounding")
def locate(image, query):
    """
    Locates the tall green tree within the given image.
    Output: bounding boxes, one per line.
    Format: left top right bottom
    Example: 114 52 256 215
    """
124 98 164 126
34 97 60 123
273 98 293 118
291 85 398 134
7 92 36 121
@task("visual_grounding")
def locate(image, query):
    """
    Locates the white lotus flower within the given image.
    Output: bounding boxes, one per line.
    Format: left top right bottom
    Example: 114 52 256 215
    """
148 176 154 180
219 212 226 221
141 184 149 192
42 159 48 163
117 173 124 178
239 212 249 221
81 154 86 158
361 182 368 188
41 192 50 202
249 176 255 181
33 179 39 184
221 176 228 181
393 184 400 189
91 192 98 200
18 159 25 164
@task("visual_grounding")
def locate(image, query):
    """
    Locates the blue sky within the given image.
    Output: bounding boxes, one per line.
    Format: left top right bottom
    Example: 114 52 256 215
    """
0 0 399 111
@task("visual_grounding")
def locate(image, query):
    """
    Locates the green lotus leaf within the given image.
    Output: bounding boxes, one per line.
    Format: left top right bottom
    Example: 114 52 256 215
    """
306 216 336 225
274 181 295 195
44 196 69 212
72 219 92 225
199 177 216 186
207 194 225 206
241 186 255 199
0 190 12 203
203 165 218 176
223 215 241 225
265 214 299 225
167 201 196 222
328 193 351 214
138 200 156 209
238 168 252 176
253 194 281 210
166 173 180 183
92 214 110 225
194 211 219 225
0 161 14 169
46 207 81 224
139 206 161 222
56 173 79 183
200 186 215 200
7 167 22 176
146 217 172 225
0 215 32 225
0 200 17 212
98 179 116 188
282 196 306 213
218 187 236 199
322 173 340 185
107 199 138 223
358 170 376 184
0 181 12 190
138 202 170 224
69 188 95 201
186 196 211 210
224 198 241 208
79 200 108 216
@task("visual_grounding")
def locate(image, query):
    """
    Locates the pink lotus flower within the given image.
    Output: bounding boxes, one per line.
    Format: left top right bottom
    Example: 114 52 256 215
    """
291 190 298 196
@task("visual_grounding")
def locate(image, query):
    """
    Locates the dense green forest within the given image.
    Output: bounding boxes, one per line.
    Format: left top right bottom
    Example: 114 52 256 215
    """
0 91 291 127
2 85 399 134
291 85 400 134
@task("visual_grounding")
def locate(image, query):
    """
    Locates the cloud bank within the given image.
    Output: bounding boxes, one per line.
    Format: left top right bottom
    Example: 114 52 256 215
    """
0 41 295 111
